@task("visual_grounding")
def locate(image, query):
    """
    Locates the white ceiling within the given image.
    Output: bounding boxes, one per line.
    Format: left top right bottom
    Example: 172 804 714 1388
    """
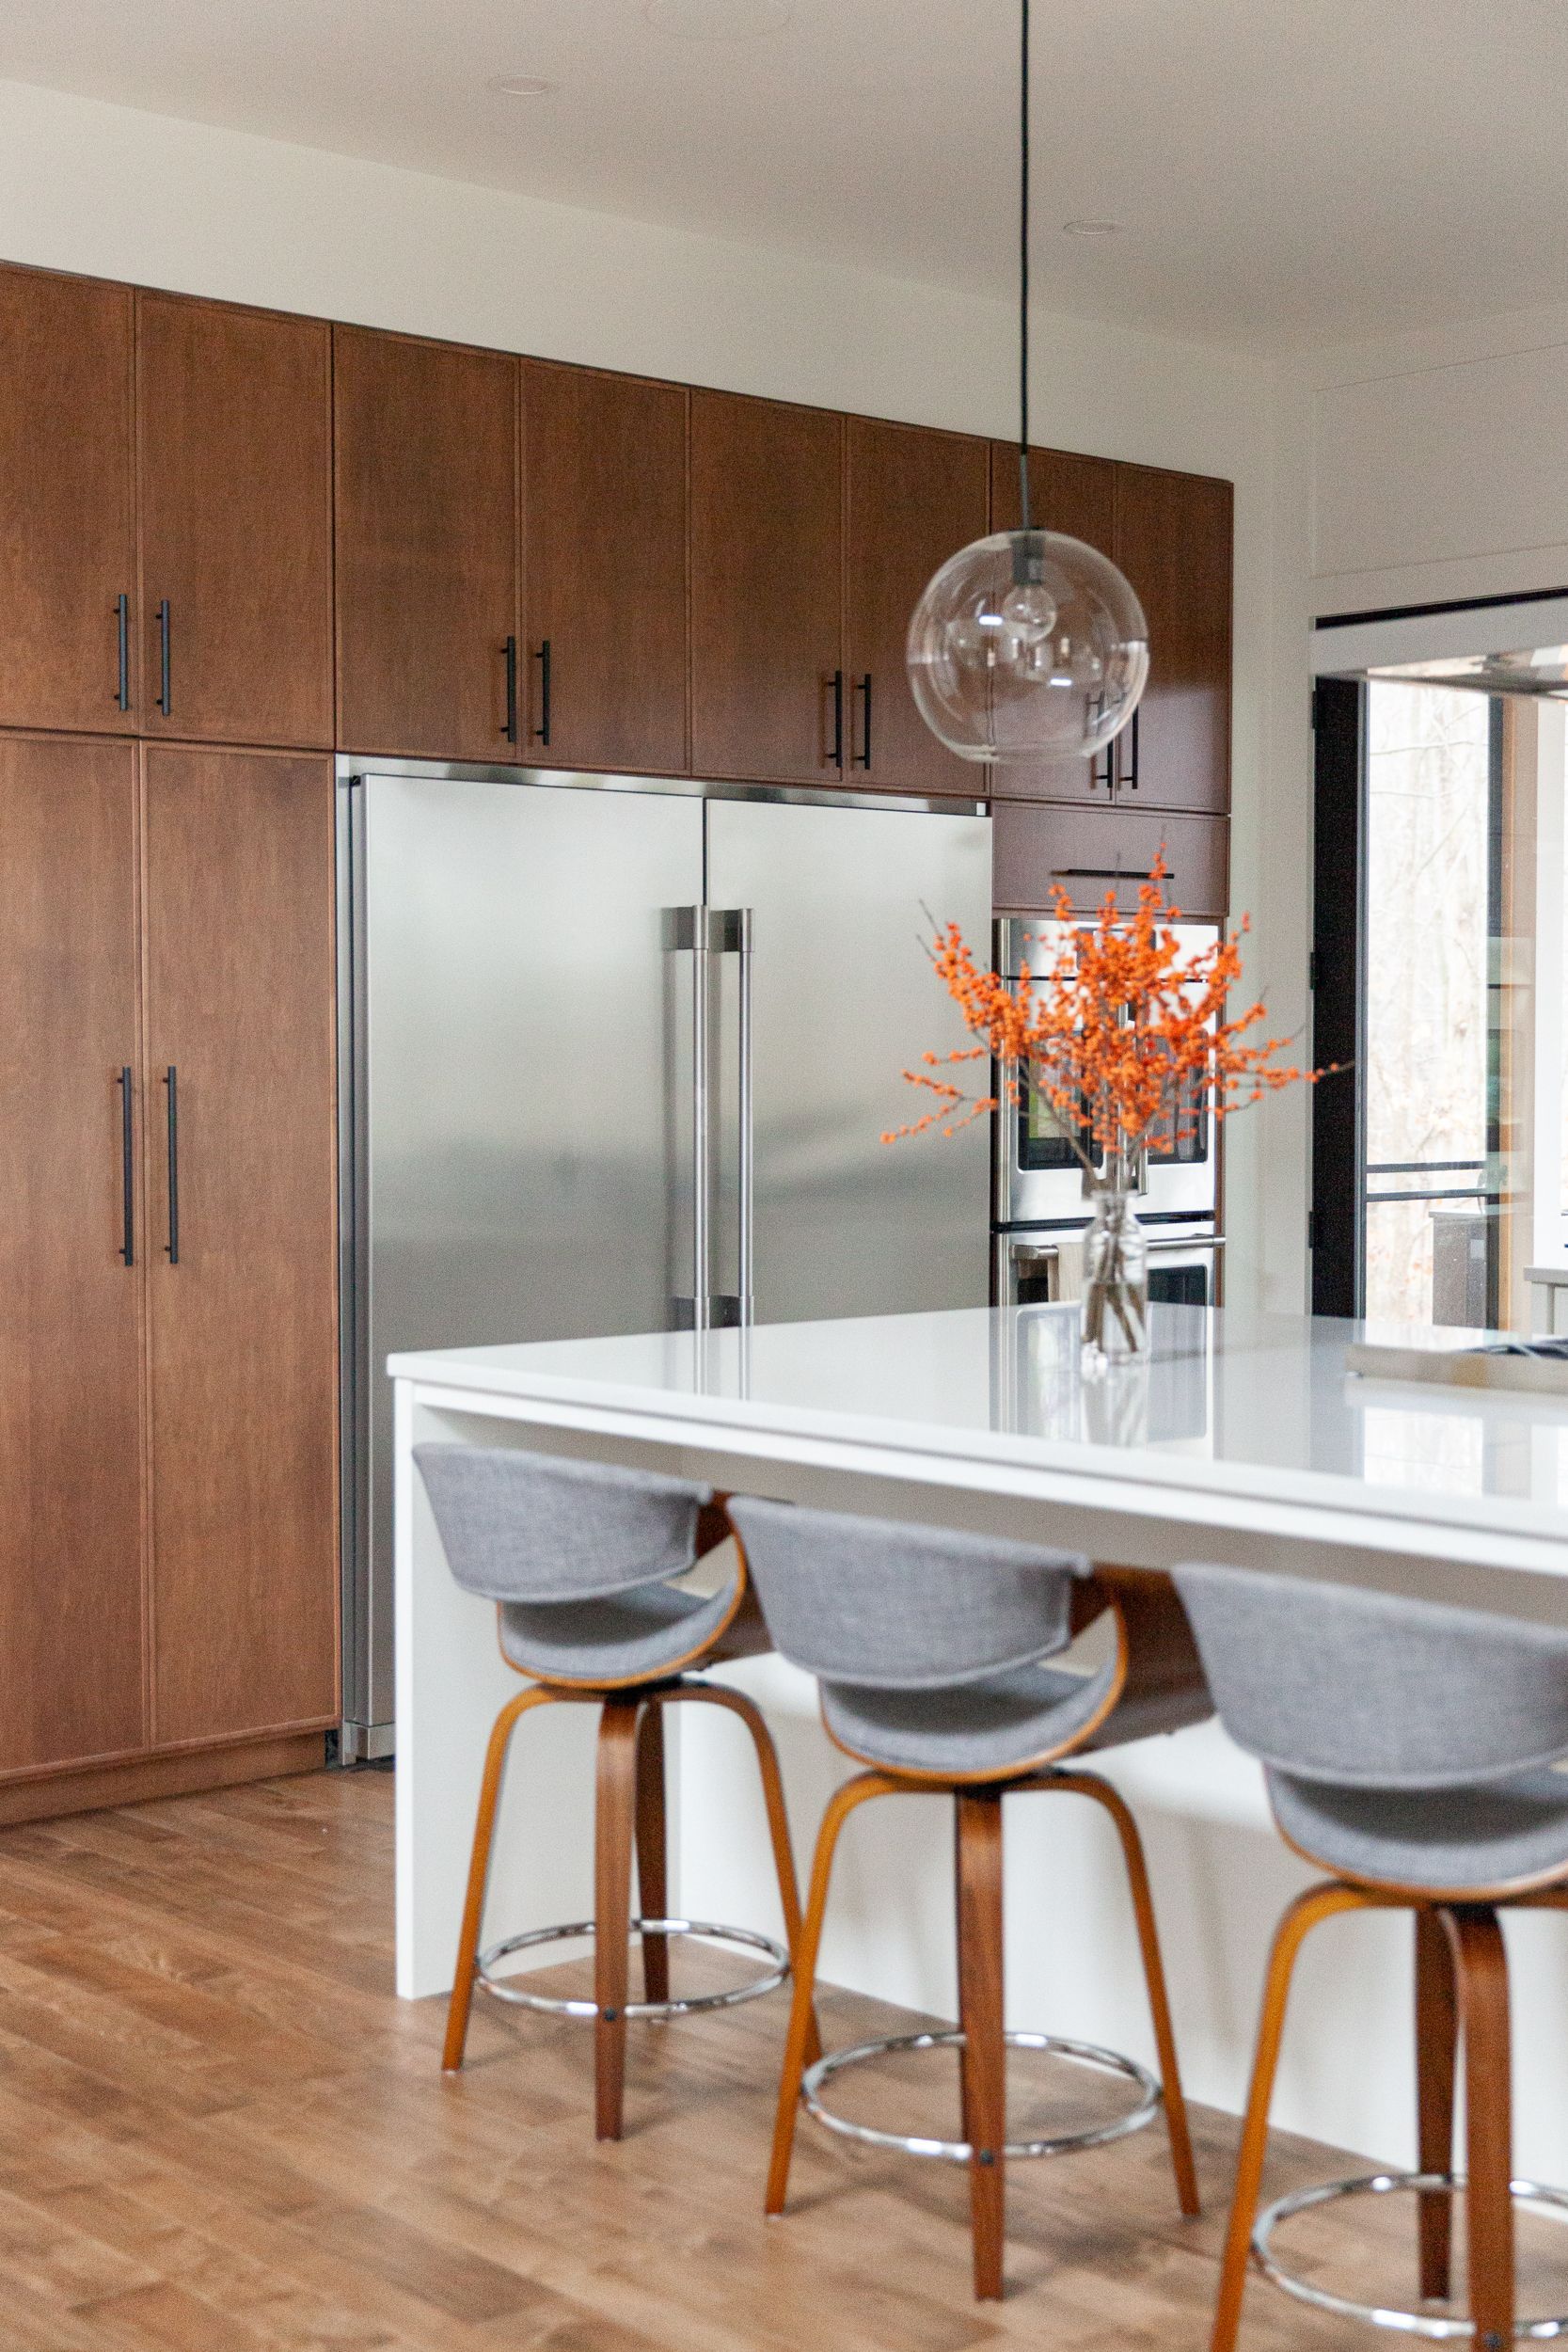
4 0 1567 352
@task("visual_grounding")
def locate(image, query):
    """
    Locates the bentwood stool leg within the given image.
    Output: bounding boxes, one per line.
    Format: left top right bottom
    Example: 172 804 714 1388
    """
955 1789 1007 2301
635 1701 671 2007
675 1681 822 2066
1211 1883 1375 2352
1415 1906 1459 2303
443 1685 561 2074
594 1698 642 2141
766 1772 896 2216
1446 1906 1515 2352
1042 1769 1201 2217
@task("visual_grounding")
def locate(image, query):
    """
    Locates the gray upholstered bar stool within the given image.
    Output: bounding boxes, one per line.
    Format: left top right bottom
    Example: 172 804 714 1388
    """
417 1443 815 2142
728 1494 1211 2301
1174 1562 1568 2352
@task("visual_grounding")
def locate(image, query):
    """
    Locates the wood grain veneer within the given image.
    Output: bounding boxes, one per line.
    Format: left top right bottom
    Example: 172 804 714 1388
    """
0 733 147 1774
137 293 334 750
142 744 339 1747
0 265 136 734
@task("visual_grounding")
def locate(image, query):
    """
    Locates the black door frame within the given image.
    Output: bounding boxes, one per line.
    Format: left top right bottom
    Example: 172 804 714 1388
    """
1309 675 1366 1317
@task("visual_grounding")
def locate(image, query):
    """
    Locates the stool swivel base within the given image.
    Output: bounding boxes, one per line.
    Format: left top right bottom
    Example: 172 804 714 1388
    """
444 1672 816 2143
479 1915 788 2021
1254 2170 1568 2344
803 2026 1161 2163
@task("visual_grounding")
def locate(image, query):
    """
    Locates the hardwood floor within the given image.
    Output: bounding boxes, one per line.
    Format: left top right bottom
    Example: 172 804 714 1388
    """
0 1768 1560 2350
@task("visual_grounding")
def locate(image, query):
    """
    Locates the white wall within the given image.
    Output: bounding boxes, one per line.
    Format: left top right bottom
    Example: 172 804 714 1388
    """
1309 301 1568 618
0 72 1313 1315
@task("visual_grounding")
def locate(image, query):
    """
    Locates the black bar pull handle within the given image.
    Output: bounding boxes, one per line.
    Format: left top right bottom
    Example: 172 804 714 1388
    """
1091 742 1113 792
117 1067 134 1265
157 599 171 717
828 669 845 769
534 639 552 747
163 1066 179 1265
854 673 873 770
503 634 518 745
1117 706 1141 792
116 594 130 712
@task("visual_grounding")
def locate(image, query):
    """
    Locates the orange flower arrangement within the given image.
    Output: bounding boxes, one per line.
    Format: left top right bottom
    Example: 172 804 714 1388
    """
885 860 1323 1174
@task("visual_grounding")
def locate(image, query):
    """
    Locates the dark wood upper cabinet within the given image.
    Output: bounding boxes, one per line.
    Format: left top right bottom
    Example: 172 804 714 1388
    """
845 419 990 797
988 439 1119 807
1112 464 1233 815
137 294 333 750
524 363 689 776
334 326 519 762
989 439 1116 550
0 267 135 735
143 746 339 1748
690 391 844 785
0 735 146 1773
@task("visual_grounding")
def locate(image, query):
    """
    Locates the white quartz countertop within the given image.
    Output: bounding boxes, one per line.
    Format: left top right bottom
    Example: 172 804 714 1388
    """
392 1303 1568 1570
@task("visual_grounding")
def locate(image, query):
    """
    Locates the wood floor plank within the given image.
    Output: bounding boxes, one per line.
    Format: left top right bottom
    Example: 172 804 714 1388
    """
0 1767 1420 2352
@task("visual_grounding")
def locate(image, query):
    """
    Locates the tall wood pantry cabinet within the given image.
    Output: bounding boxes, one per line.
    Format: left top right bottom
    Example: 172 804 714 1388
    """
0 733 339 1818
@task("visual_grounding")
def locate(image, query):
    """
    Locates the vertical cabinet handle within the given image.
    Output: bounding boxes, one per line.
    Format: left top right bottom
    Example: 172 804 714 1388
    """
115 595 130 713
163 1066 180 1265
1091 743 1113 793
503 635 518 745
1116 707 1141 793
828 669 845 770
117 1067 135 1266
157 599 171 717
534 640 552 748
854 674 873 771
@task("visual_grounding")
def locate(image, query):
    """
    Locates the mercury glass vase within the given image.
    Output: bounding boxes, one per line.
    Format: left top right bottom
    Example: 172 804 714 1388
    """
1080 1184 1149 1375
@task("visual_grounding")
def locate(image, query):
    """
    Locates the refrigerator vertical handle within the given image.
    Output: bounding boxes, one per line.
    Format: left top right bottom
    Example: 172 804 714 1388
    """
665 906 711 1330
665 907 752 1331
735 908 754 1322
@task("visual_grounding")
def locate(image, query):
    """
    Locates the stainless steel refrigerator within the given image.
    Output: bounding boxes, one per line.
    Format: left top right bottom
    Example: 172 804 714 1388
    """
337 761 992 1758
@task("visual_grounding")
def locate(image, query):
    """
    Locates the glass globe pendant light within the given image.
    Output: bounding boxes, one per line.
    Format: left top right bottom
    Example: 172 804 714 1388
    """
907 0 1148 764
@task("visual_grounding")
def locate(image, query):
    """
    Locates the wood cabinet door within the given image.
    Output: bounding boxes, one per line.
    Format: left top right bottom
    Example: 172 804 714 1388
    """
335 327 519 761
1113 464 1233 814
142 747 338 1747
0 735 146 1773
0 267 135 734
690 391 844 784
990 439 1116 548
846 419 990 797
992 800 1228 920
137 294 334 749
524 362 688 775
988 440 1118 805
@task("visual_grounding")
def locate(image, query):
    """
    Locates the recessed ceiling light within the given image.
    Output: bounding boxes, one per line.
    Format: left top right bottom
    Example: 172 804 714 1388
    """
487 73 557 96
1063 219 1124 237
643 0 794 38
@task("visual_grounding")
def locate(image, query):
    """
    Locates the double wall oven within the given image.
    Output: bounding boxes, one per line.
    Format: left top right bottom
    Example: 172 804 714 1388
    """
991 914 1224 1310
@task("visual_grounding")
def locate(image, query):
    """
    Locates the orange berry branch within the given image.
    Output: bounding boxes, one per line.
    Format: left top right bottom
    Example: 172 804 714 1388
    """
883 859 1327 1170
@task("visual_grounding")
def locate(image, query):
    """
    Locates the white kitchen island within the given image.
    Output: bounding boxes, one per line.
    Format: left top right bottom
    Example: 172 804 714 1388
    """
391 1302 1568 2174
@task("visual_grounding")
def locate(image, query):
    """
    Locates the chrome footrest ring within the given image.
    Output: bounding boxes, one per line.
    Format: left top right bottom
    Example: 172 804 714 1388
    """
1253 2169 1568 2341
475 1916 788 2021
800 2027 1162 2165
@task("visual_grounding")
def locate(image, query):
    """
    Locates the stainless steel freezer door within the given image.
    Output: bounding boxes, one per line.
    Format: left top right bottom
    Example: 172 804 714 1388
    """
344 773 704 1740
705 798 992 1325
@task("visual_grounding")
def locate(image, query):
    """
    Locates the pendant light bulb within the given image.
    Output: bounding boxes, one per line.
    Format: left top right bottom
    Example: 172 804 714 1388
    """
906 0 1148 765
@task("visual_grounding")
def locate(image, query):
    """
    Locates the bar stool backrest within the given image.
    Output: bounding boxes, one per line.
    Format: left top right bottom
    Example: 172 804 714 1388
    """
415 1444 711 1605
728 1496 1089 1691
1174 1562 1568 1790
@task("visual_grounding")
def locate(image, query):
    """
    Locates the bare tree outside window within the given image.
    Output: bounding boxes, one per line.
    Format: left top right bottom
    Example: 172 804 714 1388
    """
1363 683 1490 1324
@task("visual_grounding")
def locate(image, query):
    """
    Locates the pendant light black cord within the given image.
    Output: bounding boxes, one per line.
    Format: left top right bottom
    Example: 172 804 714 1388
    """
1018 0 1031 533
